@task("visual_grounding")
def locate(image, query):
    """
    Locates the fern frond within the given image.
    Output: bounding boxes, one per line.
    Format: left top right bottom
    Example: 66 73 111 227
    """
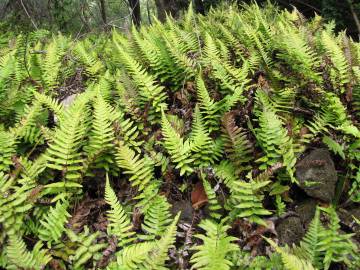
38 199 71 244
221 112 252 175
44 92 91 180
116 141 154 191
141 195 172 240
6 234 51 269
321 31 351 88
201 172 222 220
67 226 107 269
190 219 238 270
196 75 221 132
105 174 135 246
161 110 194 176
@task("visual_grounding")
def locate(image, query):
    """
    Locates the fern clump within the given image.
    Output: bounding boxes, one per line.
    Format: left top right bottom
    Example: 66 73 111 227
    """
0 3 359 269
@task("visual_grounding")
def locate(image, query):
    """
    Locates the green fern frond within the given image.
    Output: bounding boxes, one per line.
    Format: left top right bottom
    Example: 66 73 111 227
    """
116 141 154 191
265 238 315 270
67 226 107 269
196 75 221 132
44 92 91 180
141 195 172 240
6 234 51 269
201 172 222 220
190 218 238 270
105 174 135 246
321 31 351 88
190 105 221 168
161 110 194 176
38 199 71 245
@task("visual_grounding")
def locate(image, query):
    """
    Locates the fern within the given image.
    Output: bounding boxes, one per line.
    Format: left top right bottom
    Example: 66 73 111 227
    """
116 141 154 191
196 75 221 132
105 174 135 246
161 110 194 176
321 31 350 88
141 195 172 240
67 226 107 269
318 207 357 270
0 130 16 172
201 172 222 220
6 234 51 269
38 199 71 245
44 92 91 180
190 105 221 168
221 112 252 175
190 219 238 270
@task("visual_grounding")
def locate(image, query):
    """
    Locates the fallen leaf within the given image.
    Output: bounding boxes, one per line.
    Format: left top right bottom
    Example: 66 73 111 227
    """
191 182 208 209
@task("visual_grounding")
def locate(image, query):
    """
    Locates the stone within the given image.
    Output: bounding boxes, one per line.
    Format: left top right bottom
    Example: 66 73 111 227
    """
295 198 318 227
295 149 337 202
171 200 194 223
276 216 305 245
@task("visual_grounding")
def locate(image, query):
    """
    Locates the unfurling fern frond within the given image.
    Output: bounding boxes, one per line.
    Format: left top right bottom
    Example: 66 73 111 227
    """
38 199 71 245
105 174 134 247
190 219 238 270
141 195 172 240
161 110 194 176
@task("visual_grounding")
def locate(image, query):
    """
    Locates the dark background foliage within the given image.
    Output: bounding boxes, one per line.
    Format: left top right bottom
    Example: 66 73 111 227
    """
0 0 359 38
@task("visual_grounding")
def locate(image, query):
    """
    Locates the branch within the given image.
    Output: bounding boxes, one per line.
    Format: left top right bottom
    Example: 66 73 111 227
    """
20 0 38 30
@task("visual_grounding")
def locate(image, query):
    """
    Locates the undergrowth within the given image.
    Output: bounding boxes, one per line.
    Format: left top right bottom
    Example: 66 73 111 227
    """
0 3 360 270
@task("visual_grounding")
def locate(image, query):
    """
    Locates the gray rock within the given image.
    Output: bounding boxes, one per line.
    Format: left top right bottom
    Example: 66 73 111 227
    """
276 216 305 245
171 200 194 223
295 149 337 202
295 199 318 227
61 94 78 108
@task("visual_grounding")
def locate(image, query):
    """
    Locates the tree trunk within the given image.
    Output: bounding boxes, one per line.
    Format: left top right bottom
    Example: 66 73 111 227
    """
128 0 141 27
155 0 188 22
99 0 107 25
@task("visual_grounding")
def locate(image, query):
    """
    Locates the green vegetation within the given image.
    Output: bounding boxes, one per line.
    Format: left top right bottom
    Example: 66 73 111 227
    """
0 3 360 269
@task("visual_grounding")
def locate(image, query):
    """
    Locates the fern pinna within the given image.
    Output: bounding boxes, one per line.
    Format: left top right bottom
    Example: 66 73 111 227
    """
0 2 360 270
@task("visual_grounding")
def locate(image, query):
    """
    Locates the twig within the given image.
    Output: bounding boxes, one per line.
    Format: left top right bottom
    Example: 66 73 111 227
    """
20 0 38 30
346 0 360 39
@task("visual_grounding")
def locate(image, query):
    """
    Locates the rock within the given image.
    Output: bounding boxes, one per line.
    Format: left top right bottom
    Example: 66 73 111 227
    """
276 216 305 245
61 94 78 108
54 94 78 123
295 149 337 202
171 200 194 223
295 199 318 227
